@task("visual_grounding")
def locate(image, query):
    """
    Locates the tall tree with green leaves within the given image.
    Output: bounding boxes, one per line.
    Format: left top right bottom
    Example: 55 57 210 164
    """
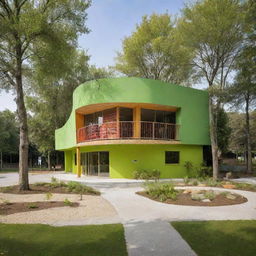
27 50 114 169
115 13 193 85
177 0 244 179
0 110 19 169
0 0 90 190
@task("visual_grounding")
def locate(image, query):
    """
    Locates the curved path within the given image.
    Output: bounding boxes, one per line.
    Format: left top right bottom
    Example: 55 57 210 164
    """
1 173 256 256
100 186 256 256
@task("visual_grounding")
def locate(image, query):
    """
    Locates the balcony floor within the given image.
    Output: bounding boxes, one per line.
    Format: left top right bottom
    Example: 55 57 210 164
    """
77 139 180 147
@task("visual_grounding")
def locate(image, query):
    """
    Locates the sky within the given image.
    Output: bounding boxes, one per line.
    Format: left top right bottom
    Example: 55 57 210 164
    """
0 0 185 112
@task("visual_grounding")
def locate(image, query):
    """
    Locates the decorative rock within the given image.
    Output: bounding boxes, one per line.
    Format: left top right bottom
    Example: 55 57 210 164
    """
202 199 211 203
198 184 207 187
226 194 236 200
191 190 202 195
183 190 191 194
191 193 205 201
222 184 236 189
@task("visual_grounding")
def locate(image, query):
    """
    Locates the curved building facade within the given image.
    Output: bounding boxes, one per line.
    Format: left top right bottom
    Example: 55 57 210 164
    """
55 77 210 178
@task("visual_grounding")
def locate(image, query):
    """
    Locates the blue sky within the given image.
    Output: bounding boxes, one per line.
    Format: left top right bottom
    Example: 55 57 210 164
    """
0 0 185 111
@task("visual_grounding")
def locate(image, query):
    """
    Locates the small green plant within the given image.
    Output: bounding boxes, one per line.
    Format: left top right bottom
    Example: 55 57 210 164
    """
64 198 72 206
3 199 12 205
184 161 194 178
34 182 48 187
204 190 216 200
192 180 198 186
144 182 179 201
45 192 53 200
28 203 38 209
51 177 58 183
183 176 190 185
133 169 160 180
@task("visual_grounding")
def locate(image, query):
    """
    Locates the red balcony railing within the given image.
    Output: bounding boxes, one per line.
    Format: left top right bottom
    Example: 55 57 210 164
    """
77 121 179 143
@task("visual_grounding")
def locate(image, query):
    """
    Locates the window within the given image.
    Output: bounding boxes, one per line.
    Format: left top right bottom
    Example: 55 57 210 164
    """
141 108 176 124
165 151 179 164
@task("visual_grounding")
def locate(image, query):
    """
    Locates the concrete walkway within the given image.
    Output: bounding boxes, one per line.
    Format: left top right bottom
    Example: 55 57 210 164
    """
124 220 196 256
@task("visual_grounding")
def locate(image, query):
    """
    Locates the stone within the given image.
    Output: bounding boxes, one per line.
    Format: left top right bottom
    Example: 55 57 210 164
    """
226 194 236 200
191 190 202 195
222 184 236 189
191 193 205 201
202 199 211 203
198 184 207 187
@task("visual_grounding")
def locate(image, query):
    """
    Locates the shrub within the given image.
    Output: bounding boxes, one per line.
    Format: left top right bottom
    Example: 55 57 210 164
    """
183 176 190 185
133 169 160 180
45 192 53 200
66 181 99 195
64 198 72 206
205 178 221 187
184 161 194 177
192 180 198 186
144 182 179 201
28 203 38 209
204 190 216 200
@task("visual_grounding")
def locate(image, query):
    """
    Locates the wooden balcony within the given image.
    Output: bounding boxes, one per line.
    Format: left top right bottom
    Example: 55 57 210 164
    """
77 121 179 143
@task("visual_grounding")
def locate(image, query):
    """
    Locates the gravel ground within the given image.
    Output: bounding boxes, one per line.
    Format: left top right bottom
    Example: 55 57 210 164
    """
0 193 118 225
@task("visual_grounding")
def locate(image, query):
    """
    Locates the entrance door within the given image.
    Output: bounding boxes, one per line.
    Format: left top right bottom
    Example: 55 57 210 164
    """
82 151 109 176
89 152 98 176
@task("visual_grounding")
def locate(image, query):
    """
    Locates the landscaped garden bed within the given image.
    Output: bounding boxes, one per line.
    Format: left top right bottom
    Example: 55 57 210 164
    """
0 200 79 215
0 178 100 196
137 182 247 206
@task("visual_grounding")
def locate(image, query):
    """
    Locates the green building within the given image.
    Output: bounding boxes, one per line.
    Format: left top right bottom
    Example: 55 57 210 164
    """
55 77 210 178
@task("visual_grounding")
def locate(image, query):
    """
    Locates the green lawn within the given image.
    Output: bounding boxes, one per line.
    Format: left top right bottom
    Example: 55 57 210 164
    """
0 223 127 256
172 220 256 256
0 168 18 173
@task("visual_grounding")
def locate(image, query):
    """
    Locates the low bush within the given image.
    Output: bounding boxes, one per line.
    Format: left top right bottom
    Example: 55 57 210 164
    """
133 169 160 180
144 182 179 201
66 181 99 195
28 203 38 209
63 198 72 206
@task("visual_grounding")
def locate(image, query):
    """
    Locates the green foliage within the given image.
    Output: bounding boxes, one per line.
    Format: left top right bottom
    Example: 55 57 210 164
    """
204 191 216 201
144 182 179 201
27 203 38 209
63 198 72 206
45 193 53 201
184 161 194 178
133 169 160 180
217 108 231 154
183 176 190 185
115 13 193 85
66 181 99 195
0 111 19 154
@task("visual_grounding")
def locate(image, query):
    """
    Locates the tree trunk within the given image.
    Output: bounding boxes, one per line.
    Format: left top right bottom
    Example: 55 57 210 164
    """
245 96 252 173
15 43 29 191
209 96 219 179
48 151 51 171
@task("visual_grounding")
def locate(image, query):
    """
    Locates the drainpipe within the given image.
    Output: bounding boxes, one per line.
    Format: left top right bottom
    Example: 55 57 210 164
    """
76 147 81 177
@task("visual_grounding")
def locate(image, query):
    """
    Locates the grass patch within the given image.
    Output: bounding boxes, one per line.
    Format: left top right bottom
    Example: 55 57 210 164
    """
172 220 256 256
0 168 18 173
0 223 127 256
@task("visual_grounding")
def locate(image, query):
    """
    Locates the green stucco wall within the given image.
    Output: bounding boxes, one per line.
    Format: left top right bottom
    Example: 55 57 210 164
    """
55 77 210 150
64 144 203 178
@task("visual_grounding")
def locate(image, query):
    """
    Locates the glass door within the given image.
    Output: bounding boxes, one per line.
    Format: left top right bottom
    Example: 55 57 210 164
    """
89 152 99 176
99 152 109 176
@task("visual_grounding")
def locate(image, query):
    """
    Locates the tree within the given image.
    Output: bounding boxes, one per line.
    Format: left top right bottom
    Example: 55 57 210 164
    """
227 0 256 173
217 108 231 155
177 0 244 179
27 50 114 169
0 110 19 169
0 0 90 190
115 13 193 85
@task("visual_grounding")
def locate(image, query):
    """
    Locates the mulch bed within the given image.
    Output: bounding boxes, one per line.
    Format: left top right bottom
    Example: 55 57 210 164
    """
137 191 248 207
0 201 79 215
0 184 100 195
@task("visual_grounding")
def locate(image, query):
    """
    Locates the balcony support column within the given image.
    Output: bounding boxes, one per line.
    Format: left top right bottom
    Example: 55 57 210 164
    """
76 147 81 178
133 107 141 138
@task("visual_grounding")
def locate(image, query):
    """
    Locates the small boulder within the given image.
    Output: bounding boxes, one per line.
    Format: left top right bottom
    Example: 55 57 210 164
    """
226 194 236 200
202 199 211 203
191 193 205 201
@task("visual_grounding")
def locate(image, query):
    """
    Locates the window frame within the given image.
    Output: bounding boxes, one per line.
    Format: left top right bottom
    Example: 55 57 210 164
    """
165 151 180 164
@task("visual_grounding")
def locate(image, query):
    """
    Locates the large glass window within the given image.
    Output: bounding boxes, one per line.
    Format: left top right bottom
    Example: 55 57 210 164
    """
141 109 176 124
119 107 133 121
